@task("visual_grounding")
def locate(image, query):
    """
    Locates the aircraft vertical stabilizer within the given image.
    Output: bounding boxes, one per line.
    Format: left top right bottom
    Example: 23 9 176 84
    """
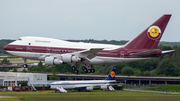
105 66 116 80
125 14 171 49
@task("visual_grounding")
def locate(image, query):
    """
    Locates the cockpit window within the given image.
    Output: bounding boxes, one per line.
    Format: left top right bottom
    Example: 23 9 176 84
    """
18 38 22 41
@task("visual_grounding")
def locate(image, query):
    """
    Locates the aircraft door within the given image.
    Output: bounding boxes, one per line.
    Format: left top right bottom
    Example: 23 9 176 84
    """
46 48 51 53
120 51 124 58
27 44 31 52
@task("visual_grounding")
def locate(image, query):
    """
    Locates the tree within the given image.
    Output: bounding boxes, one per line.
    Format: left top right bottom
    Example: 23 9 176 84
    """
156 58 180 76
44 67 52 73
143 70 150 76
134 69 142 76
127 61 143 69
3 68 9 72
22 68 27 73
115 63 127 74
12 67 17 72
38 61 43 67
1 58 11 64
50 74 59 80
50 66 59 80
162 46 173 50
121 66 134 76
66 76 73 80
18 81 28 87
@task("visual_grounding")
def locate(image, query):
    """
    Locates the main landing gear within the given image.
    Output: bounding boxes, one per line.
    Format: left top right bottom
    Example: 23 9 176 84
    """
72 65 95 74
82 66 95 73
72 66 79 74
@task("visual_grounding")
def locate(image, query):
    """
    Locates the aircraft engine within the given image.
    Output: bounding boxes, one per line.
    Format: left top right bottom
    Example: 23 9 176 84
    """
45 56 63 66
100 85 108 90
61 54 81 63
86 86 93 90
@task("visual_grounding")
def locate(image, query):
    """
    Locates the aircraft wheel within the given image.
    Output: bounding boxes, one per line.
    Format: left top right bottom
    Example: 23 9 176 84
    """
82 66 86 70
87 69 91 73
74 70 79 74
91 69 95 73
23 64 28 68
83 68 87 73
72 66 76 70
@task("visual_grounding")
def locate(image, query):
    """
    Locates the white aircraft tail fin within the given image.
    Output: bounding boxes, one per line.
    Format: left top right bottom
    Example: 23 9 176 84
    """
56 87 67 93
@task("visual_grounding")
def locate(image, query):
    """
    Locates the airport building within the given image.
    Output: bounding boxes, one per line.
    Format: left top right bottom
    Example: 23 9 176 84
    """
0 72 48 86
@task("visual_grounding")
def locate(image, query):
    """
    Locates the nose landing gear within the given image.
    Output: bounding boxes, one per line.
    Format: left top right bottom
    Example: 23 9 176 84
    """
23 58 28 68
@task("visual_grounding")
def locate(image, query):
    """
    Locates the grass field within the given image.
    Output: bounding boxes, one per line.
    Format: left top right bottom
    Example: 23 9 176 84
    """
0 90 180 101
143 85 180 92
0 58 38 64
0 58 24 61
125 85 180 92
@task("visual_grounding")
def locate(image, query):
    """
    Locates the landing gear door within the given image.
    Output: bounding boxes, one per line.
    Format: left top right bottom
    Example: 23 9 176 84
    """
120 51 124 58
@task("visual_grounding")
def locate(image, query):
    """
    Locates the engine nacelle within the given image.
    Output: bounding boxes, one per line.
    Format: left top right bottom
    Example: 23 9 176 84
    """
86 86 93 90
45 56 63 66
61 54 81 63
100 85 108 90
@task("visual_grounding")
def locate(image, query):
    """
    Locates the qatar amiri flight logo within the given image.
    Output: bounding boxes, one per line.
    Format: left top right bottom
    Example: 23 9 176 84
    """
148 26 161 38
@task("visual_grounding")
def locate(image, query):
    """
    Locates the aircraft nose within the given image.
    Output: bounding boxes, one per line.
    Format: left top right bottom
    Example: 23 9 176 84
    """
4 44 9 51
4 44 12 52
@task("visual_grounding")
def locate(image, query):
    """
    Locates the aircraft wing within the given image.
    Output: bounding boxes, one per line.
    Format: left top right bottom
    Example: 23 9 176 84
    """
73 48 104 63
77 48 104 59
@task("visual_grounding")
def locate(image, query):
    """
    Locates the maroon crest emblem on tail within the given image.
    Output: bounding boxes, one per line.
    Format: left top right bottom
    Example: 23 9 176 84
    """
147 26 161 40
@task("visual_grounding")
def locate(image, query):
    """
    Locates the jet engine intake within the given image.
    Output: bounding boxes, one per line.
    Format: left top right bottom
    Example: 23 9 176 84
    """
100 85 108 90
86 86 93 90
45 56 63 66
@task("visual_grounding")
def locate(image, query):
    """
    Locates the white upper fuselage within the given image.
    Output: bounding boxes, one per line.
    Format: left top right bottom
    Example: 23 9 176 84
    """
11 36 121 50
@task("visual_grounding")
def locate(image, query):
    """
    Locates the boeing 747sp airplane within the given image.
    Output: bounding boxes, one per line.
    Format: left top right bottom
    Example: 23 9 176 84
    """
4 14 173 73
50 66 117 93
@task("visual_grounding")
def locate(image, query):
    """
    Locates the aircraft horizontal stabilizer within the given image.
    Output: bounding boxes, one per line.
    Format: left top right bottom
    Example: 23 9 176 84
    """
130 50 160 57
162 50 175 54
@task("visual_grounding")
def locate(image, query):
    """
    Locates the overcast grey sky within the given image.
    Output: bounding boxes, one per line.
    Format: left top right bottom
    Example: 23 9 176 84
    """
0 0 179 41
